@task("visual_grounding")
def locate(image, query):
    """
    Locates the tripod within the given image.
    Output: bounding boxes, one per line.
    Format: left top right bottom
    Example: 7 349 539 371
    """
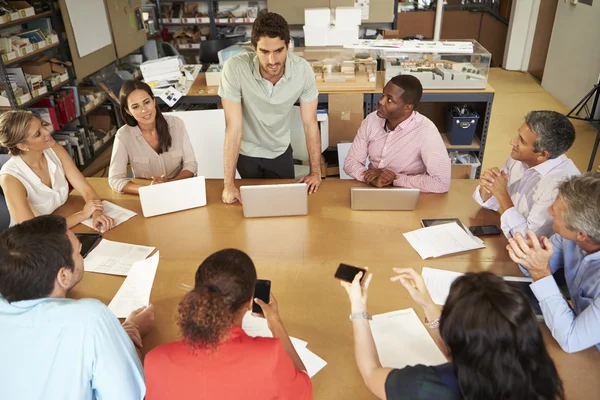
566 78 600 171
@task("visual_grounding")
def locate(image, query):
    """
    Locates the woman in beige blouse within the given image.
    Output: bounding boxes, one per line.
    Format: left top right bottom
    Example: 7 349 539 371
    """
108 80 198 194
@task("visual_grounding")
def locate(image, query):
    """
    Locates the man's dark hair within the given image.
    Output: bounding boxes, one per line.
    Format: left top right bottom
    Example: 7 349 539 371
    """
251 12 290 48
525 110 575 159
0 215 74 303
390 75 424 108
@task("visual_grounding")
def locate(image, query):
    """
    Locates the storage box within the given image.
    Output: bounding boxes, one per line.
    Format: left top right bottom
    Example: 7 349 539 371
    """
21 60 52 79
5 1 35 22
205 65 221 86
303 25 329 47
328 93 364 145
450 153 480 179
335 7 361 27
88 109 113 132
327 25 359 46
446 108 479 145
304 8 331 26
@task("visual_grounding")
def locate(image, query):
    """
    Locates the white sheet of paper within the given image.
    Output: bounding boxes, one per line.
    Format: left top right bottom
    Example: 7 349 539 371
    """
241 312 272 337
421 267 464 305
371 308 447 369
296 346 328 378
108 252 160 318
81 201 136 230
84 239 155 276
64 0 113 58
403 222 485 259
159 86 183 107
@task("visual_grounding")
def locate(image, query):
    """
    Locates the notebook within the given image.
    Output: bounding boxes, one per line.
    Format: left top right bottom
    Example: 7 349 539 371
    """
139 176 207 217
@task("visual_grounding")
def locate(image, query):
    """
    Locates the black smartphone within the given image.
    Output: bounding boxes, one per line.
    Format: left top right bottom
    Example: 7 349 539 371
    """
335 263 367 283
469 225 502 236
252 279 271 314
75 233 102 258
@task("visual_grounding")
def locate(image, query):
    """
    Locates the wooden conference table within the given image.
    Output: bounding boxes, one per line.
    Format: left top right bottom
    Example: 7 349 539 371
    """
60 178 600 400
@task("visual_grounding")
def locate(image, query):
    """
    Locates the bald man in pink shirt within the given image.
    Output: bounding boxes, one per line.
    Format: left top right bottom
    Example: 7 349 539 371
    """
344 75 451 193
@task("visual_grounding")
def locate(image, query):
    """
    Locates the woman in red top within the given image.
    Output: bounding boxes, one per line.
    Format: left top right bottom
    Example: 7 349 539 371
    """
144 249 312 400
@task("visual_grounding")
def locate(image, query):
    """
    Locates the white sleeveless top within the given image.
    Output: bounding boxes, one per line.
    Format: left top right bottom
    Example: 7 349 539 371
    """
0 148 69 226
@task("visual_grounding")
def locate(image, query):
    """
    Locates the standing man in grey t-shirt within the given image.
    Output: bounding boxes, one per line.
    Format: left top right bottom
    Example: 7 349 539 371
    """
218 12 322 204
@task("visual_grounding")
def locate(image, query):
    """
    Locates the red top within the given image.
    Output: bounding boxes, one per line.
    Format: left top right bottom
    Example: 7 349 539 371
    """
144 327 312 400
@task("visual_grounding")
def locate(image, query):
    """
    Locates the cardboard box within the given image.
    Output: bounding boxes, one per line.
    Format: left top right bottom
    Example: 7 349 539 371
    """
327 25 359 46
87 108 113 132
328 93 364 145
305 8 331 26
21 60 53 79
0 92 32 107
382 30 401 39
334 7 361 27
303 25 329 47
6 1 35 22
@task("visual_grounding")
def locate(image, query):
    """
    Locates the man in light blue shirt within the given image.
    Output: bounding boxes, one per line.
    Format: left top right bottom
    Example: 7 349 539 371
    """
474 110 580 238
507 172 600 353
0 215 151 400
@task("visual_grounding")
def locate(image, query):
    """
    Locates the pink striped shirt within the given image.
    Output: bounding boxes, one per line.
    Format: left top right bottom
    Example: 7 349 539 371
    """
344 111 451 193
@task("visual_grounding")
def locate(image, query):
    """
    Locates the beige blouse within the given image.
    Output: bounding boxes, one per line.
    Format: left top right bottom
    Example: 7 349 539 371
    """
108 115 198 193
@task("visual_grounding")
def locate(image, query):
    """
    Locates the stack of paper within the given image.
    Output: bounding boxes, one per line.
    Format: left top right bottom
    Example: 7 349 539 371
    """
109 252 160 318
81 201 136 230
242 313 327 378
403 222 485 259
84 239 155 276
140 56 183 83
370 309 447 368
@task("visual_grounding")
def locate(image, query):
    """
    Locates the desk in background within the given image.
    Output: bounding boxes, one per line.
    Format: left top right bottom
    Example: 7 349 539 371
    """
163 71 494 179
60 178 600 400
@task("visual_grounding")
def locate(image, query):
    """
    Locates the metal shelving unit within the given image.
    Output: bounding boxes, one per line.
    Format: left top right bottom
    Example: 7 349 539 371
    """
0 1 119 173
154 0 254 41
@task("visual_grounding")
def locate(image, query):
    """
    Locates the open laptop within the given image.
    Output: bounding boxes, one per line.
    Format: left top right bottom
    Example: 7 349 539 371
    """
351 187 420 211
139 176 207 217
240 183 308 218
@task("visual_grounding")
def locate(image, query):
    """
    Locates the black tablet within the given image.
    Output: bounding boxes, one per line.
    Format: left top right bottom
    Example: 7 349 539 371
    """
75 233 102 258
421 218 467 231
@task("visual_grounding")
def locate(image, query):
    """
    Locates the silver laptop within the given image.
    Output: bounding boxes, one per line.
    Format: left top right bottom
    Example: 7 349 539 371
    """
139 176 207 217
240 183 308 218
351 187 420 211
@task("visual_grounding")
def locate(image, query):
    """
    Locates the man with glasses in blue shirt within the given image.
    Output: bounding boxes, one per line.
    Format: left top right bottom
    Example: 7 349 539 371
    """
507 172 600 353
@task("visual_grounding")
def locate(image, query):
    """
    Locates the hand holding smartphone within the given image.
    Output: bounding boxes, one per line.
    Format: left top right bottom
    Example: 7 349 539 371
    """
335 263 367 283
252 279 271 315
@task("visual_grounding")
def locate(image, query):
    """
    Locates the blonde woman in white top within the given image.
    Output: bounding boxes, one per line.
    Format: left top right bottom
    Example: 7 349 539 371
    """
0 110 114 231
108 80 198 194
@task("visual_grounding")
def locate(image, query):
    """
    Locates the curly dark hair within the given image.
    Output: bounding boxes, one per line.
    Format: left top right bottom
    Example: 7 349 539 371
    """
178 249 257 348
251 12 290 48
440 272 564 400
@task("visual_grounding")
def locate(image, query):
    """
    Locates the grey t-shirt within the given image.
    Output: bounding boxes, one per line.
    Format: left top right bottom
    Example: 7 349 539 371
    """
218 52 318 159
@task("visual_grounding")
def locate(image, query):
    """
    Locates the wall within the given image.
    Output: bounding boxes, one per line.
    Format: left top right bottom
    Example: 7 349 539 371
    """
503 0 538 71
542 1 600 114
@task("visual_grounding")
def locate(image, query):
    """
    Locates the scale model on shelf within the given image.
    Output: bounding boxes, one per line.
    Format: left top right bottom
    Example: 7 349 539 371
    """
346 39 491 90
302 48 377 91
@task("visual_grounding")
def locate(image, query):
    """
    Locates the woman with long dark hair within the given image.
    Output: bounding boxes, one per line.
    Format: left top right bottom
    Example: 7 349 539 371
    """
108 80 197 194
341 268 564 400
144 249 312 399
